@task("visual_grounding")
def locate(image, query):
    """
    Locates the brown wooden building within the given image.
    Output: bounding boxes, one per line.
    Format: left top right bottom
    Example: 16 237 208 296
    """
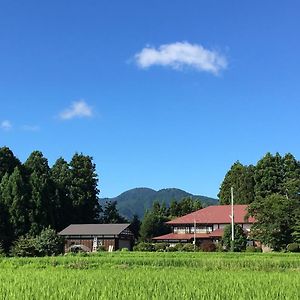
58 224 134 252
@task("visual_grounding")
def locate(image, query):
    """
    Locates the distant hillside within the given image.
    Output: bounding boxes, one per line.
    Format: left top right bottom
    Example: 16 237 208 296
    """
100 188 218 219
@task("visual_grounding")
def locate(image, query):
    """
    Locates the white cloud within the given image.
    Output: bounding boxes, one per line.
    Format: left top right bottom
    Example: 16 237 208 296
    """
135 42 227 75
1 120 12 131
59 100 93 120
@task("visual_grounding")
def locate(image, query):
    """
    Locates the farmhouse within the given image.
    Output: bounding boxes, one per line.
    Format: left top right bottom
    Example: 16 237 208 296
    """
58 223 134 252
153 205 255 244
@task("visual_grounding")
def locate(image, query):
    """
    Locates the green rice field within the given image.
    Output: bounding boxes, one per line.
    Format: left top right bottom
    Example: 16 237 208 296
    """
0 252 299 299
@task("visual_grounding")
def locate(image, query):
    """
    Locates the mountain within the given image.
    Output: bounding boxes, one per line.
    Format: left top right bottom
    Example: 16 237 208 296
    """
100 188 218 219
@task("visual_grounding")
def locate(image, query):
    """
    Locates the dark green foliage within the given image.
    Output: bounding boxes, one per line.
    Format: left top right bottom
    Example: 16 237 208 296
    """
154 243 169 252
133 242 155 252
182 243 195 252
222 224 247 252
101 201 127 224
139 210 169 241
218 162 255 204
248 194 298 250
254 153 285 198
69 153 100 223
35 227 64 256
292 219 300 243
0 147 101 254
0 147 21 180
129 214 141 240
11 235 38 257
173 243 184 251
0 241 5 256
286 243 300 253
245 246 262 252
101 188 217 219
1 167 30 238
25 151 56 235
50 158 73 230
0 173 14 250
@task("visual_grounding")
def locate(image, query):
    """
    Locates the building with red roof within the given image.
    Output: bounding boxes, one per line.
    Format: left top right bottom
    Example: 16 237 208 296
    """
153 204 255 244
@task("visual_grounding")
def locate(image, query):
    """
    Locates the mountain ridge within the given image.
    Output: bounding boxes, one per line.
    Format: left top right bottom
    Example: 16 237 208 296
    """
100 187 218 219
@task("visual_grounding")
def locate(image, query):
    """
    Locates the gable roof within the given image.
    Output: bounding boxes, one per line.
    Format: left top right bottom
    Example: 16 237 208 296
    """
167 205 255 225
58 224 130 236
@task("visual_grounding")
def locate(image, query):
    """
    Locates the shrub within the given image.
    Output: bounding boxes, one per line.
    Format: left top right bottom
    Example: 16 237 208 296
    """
173 243 184 252
182 243 196 252
35 227 64 256
154 243 169 252
222 224 247 252
121 248 129 252
11 235 38 257
200 240 216 252
215 242 225 252
166 246 177 252
286 243 300 253
133 242 154 252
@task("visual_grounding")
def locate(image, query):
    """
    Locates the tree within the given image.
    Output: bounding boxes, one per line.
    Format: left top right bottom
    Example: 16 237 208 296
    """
178 196 202 216
139 211 169 241
101 201 127 224
254 153 284 199
130 214 141 240
35 227 64 256
282 153 300 199
0 147 21 181
169 199 180 217
218 162 255 205
69 153 100 223
248 194 298 250
24 151 55 235
222 224 247 252
51 158 72 230
0 173 14 250
1 167 29 238
10 235 38 257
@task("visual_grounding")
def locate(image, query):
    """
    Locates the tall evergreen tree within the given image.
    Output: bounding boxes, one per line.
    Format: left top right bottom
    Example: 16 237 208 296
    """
69 153 100 223
24 151 55 235
218 162 255 204
101 201 127 223
0 147 21 180
1 167 29 238
0 174 13 250
51 158 72 230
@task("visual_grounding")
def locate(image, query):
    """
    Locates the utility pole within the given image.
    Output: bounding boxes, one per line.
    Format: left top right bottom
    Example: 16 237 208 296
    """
230 187 235 252
193 218 196 251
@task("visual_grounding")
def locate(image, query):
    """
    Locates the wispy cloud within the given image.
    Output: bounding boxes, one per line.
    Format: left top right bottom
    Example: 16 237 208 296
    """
1 120 12 131
21 125 40 132
135 42 227 75
59 100 93 120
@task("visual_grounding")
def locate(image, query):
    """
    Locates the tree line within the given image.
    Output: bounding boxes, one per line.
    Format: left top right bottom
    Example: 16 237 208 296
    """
219 152 300 250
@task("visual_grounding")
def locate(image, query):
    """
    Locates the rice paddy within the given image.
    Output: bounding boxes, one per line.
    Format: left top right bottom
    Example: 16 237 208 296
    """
0 252 299 299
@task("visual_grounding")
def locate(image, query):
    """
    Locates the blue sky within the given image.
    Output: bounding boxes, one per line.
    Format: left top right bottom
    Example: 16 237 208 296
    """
1 1 300 198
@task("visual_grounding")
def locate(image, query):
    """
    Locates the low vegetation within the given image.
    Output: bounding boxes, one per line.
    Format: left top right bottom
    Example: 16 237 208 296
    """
0 252 299 299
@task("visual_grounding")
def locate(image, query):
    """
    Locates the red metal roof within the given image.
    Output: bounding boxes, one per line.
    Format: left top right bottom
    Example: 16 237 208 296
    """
167 205 255 225
153 230 225 241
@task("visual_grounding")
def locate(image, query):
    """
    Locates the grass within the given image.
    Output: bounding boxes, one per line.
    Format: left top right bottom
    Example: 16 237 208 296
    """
0 252 299 299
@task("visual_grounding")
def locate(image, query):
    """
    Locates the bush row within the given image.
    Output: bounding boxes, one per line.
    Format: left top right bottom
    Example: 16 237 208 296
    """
1 227 63 257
